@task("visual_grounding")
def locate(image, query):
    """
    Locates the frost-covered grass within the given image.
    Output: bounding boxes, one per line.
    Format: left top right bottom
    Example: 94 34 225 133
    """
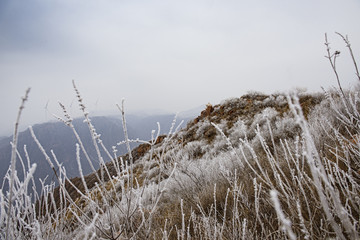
150 88 358 239
4 88 358 239
1 33 360 239
0 81 180 239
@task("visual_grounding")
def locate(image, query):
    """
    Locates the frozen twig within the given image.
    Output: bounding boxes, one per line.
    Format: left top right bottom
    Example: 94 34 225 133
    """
5 88 30 240
270 190 296 240
335 32 360 81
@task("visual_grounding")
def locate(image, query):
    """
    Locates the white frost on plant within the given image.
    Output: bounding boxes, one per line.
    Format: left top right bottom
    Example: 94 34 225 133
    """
270 190 297 240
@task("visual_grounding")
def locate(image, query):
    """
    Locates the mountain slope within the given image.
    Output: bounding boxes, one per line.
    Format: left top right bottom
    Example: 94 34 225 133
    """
54 92 324 206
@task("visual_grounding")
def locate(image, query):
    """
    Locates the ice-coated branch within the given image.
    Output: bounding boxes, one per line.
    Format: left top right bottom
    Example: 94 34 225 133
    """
325 33 345 99
5 88 30 240
335 32 360 81
116 99 134 191
29 126 55 171
270 190 296 240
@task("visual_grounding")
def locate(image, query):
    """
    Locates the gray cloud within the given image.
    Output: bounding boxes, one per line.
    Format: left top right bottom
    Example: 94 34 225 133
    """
1 0 360 136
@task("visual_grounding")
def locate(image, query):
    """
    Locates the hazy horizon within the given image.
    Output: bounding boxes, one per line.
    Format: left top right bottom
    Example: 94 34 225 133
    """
1 0 360 136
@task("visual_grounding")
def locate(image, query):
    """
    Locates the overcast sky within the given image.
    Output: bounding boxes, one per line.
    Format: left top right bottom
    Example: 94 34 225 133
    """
1 0 360 136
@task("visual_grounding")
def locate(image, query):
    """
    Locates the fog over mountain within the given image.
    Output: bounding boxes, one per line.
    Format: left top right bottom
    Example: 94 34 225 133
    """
0 113 195 193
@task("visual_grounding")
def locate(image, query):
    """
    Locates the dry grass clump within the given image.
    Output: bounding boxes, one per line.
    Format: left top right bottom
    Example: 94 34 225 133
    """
146 89 358 239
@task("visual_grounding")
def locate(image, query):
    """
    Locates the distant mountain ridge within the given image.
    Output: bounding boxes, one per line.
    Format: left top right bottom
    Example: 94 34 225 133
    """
0 113 195 193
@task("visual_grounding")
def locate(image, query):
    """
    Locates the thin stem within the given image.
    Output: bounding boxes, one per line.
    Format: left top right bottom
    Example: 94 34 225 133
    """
336 32 360 81
324 33 346 99
5 88 30 240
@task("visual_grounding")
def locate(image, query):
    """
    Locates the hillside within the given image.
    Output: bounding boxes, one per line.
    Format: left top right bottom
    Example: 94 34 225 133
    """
1 88 360 239
54 91 324 209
